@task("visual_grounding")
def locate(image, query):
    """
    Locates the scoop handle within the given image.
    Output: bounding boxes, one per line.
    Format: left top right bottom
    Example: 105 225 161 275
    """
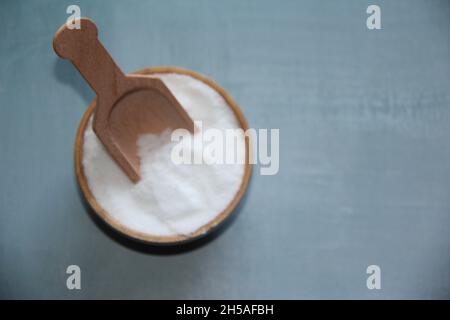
53 18 125 97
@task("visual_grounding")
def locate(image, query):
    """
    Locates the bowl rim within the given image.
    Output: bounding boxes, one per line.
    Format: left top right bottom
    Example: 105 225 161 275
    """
75 66 252 245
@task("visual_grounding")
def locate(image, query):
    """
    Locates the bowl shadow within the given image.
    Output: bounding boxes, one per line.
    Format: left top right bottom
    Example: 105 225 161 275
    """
75 172 252 255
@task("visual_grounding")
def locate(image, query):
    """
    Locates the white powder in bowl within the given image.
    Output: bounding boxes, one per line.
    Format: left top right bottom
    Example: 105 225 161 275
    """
82 73 246 237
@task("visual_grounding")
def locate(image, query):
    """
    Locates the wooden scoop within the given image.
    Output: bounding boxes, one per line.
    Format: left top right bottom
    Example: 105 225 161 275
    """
53 18 195 183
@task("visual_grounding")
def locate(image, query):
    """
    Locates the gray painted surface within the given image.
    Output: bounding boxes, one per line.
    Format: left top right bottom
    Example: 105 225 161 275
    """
1 0 450 299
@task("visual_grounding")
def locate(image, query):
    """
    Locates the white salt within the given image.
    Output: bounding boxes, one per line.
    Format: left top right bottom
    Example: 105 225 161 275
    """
82 73 246 237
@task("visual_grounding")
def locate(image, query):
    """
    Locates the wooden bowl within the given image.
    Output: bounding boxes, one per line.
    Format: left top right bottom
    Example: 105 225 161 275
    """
75 67 252 245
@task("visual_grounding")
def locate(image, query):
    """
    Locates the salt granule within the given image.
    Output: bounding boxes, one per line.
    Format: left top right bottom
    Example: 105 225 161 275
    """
82 73 246 236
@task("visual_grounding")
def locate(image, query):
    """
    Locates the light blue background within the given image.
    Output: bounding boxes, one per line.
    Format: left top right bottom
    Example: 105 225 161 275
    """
1 0 450 299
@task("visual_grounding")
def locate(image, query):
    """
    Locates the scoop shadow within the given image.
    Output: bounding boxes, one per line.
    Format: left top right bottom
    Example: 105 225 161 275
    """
76 172 253 255
53 58 94 105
